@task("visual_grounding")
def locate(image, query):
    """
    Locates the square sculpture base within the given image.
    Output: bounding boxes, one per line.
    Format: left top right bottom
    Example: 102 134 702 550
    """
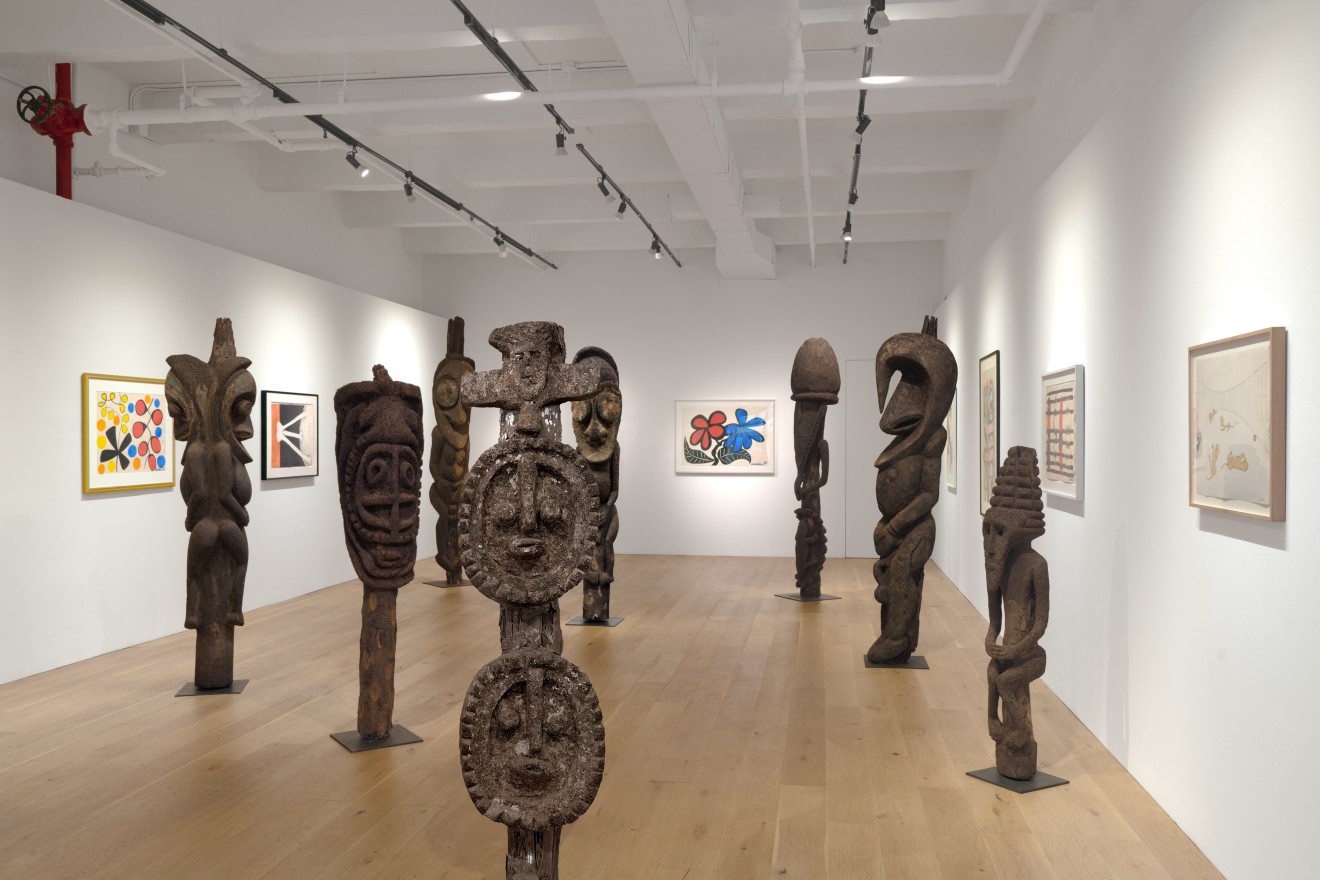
423 579 467 588
863 654 930 670
176 679 248 696
567 617 624 627
330 724 423 753
966 767 1070 794
775 593 841 602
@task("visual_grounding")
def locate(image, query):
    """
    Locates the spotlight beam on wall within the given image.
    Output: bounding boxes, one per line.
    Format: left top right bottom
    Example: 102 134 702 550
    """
106 0 558 269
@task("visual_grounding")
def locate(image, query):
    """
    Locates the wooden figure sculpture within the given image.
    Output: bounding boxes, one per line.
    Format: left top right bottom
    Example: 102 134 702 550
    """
867 316 956 667
427 316 475 586
331 364 425 751
459 321 605 880
165 317 256 695
968 446 1067 792
568 346 623 626
780 337 841 602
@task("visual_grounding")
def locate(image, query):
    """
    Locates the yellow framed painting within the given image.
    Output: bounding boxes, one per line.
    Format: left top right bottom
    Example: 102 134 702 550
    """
82 373 176 493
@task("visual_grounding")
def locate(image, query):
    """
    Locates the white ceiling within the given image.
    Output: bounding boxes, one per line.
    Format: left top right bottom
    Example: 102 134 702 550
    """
0 0 1099 276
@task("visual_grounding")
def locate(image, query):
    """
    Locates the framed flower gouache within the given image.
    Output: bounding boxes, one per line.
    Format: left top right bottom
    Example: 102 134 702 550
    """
261 390 319 480
676 400 775 475
1189 327 1286 521
82 373 176 494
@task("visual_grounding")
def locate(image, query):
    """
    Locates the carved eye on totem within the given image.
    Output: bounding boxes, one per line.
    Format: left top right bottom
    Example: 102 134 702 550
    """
497 697 522 732
595 391 621 426
571 400 590 424
167 395 191 442
436 376 461 410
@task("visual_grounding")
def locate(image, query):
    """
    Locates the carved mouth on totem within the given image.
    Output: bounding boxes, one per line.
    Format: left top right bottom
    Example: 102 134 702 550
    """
509 757 552 790
509 538 545 558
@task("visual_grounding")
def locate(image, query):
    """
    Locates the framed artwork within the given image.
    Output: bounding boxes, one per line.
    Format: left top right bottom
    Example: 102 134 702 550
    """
82 373 175 494
1041 365 1084 500
978 351 1000 514
261 390 319 479
944 388 957 490
1189 327 1286 521
676 400 775 474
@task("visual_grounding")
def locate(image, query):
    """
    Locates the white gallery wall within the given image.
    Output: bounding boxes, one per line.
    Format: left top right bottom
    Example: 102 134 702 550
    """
424 243 944 559
931 0 1319 877
0 176 448 686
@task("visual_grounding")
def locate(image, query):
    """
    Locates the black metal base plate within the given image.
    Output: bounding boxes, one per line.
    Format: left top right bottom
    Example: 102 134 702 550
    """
330 724 423 752
863 654 929 670
775 593 841 602
566 616 624 627
423 579 467 588
176 679 248 696
966 767 1070 793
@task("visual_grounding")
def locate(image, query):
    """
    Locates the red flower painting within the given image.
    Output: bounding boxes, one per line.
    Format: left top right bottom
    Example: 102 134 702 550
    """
689 410 728 449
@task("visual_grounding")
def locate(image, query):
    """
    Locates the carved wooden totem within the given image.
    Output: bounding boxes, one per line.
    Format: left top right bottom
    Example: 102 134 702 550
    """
790 338 840 599
165 317 256 691
429 317 475 585
982 446 1049 780
570 347 621 622
458 322 605 880
334 365 425 747
868 316 957 666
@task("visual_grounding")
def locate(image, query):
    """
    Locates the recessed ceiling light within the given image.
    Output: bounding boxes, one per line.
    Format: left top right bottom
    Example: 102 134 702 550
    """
483 91 521 101
859 75 907 86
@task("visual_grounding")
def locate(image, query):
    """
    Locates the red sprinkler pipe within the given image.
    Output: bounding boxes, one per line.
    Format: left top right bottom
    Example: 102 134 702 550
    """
54 63 73 199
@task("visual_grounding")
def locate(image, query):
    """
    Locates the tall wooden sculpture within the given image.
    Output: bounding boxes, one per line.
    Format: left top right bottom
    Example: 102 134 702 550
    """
780 337 841 602
427 316 475 586
165 317 256 695
568 346 623 626
967 446 1067 792
867 316 956 668
459 322 605 880
331 365 425 751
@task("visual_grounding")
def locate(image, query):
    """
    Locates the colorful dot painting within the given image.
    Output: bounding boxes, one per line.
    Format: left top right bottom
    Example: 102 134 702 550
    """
86 377 174 492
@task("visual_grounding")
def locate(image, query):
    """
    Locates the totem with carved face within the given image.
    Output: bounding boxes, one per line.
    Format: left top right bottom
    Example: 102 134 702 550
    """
790 338 840 597
570 347 621 620
431 317 476 583
868 317 956 665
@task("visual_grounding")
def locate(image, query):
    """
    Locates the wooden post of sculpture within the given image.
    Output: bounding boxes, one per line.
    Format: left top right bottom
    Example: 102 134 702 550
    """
458 322 605 880
166 317 256 695
967 446 1068 792
567 346 624 626
866 316 956 668
779 337 841 602
330 365 425 751
427 316 475 587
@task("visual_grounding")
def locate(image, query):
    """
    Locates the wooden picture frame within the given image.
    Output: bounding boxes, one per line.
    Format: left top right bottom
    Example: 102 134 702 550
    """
82 373 176 494
1189 327 1286 521
675 400 775 475
1041 365 1084 500
978 351 1000 514
261 390 319 480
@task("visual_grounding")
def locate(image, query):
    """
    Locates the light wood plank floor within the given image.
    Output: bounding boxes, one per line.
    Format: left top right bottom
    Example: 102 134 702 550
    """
0 555 1222 880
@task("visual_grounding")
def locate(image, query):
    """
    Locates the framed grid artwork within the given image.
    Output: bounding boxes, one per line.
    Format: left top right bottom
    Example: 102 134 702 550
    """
1041 365 1084 500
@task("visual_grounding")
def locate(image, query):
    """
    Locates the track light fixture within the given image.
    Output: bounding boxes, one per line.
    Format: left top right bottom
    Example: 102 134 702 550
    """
346 148 368 177
615 200 628 219
596 176 616 204
841 213 853 242
848 189 859 206
850 114 872 143
651 238 662 260
865 0 890 34
404 174 416 202
555 130 567 156
494 231 509 258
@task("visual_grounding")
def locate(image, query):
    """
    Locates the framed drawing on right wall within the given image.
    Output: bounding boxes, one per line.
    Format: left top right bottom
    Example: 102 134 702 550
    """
1041 365 1084 500
1189 327 1286 521
978 351 1000 514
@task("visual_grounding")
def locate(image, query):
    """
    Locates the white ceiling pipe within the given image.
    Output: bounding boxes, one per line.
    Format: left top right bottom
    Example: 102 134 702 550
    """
107 126 165 177
1003 0 1052 81
74 161 158 177
786 2 816 267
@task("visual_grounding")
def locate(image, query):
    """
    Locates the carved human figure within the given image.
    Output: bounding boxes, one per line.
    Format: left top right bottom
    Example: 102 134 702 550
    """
569 347 621 621
868 316 957 665
165 318 256 690
458 321 604 880
430 317 475 584
983 446 1049 780
335 365 425 741
790 338 840 598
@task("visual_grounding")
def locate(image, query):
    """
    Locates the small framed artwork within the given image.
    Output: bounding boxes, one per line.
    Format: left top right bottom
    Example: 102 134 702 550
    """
676 400 775 474
978 352 1000 514
1041 365 1084 500
944 388 957 490
1189 327 1286 521
82 373 175 494
261 390 319 479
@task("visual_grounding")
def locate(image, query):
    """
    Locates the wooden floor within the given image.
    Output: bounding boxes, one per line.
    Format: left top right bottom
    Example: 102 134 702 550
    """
0 555 1223 880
